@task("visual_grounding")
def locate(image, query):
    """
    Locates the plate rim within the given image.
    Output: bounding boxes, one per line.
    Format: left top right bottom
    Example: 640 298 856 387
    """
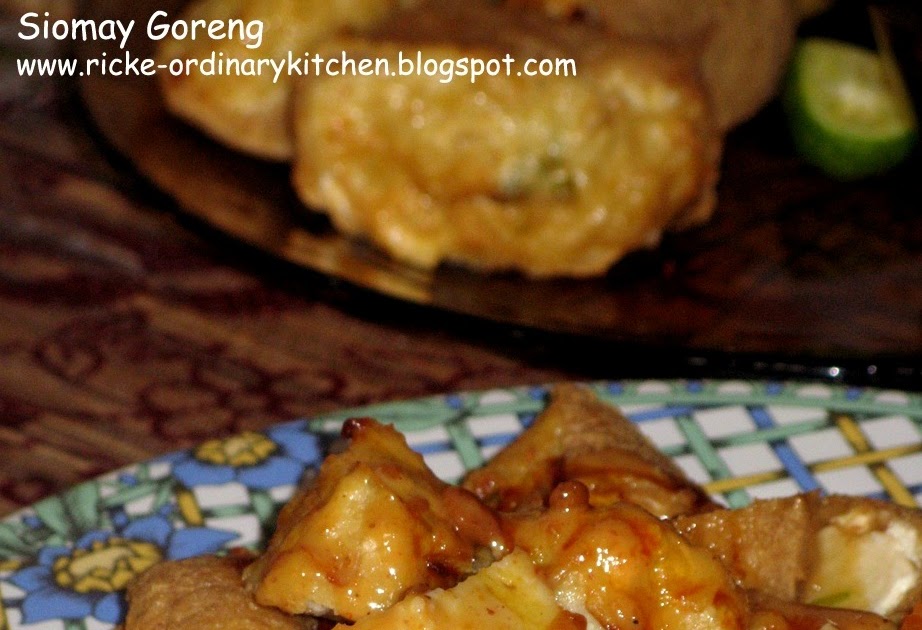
2 377 921 629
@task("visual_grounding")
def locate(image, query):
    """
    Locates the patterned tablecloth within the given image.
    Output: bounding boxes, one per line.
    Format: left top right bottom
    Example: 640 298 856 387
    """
0 2 569 517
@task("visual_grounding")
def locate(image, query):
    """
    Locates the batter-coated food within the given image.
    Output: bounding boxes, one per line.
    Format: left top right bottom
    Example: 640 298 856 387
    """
507 484 750 629
292 0 721 277
462 383 717 516
242 418 505 621
122 387 921 629
157 0 418 160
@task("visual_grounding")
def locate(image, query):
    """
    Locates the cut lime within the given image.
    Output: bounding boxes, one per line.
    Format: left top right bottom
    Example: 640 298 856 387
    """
783 37 918 180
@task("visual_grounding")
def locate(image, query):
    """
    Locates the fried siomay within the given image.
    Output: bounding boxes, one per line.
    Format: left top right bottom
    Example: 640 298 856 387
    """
291 0 722 277
157 0 419 160
121 389 922 630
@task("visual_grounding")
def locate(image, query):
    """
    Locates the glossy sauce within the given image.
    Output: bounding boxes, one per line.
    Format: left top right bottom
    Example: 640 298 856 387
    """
507 482 749 630
245 418 504 620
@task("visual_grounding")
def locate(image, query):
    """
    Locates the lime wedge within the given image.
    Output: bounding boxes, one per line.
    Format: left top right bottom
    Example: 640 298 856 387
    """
783 37 918 180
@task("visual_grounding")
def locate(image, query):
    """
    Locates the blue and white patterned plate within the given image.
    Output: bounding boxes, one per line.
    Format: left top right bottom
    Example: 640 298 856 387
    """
2 379 921 630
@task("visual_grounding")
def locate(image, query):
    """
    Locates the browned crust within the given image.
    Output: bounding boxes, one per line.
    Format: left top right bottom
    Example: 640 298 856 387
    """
462 383 716 516
124 553 318 629
676 493 922 622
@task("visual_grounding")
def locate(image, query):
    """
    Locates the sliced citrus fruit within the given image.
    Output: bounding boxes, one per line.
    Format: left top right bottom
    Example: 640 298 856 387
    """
783 37 918 180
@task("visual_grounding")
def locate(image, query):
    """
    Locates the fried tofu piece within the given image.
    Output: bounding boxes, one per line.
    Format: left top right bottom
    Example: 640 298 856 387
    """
243 418 507 621
676 493 922 622
157 0 417 160
507 481 749 629
506 0 797 130
335 550 586 629
462 384 715 517
807 496 922 621
675 493 813 602
123 553 316 629
292 0 721 277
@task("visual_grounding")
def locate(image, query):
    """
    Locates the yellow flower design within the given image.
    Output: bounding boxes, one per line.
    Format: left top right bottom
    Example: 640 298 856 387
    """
194 431 278 467
52 537 162 593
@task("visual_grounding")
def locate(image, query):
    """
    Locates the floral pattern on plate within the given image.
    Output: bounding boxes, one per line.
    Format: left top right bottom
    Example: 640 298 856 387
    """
1 379 921 629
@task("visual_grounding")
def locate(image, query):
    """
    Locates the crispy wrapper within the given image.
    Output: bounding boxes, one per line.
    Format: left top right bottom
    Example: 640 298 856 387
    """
462 383 716 517
677 493 922 622
123 552 318 629
292 0 721 277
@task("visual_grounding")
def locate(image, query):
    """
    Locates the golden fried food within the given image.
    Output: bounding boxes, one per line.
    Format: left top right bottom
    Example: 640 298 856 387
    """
124 386 922 630
123 552 317 629
292 0 721 277
677 493 812 602
242 417 505 621
337 550 585 629
157 0 418 160
462 384 716 517
505 0 798 130
677 493 922 622
507 481 750 629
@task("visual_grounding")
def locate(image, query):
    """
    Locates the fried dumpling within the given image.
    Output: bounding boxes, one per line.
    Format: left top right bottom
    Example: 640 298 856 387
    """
291 0 721 277
676 493 922 622
157 0 418 160
507 481 749 629
462 384 716 517
243 418 506 621
123 553 317 629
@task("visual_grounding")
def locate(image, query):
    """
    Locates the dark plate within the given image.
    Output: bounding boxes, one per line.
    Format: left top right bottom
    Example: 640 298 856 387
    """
78 0 922 382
